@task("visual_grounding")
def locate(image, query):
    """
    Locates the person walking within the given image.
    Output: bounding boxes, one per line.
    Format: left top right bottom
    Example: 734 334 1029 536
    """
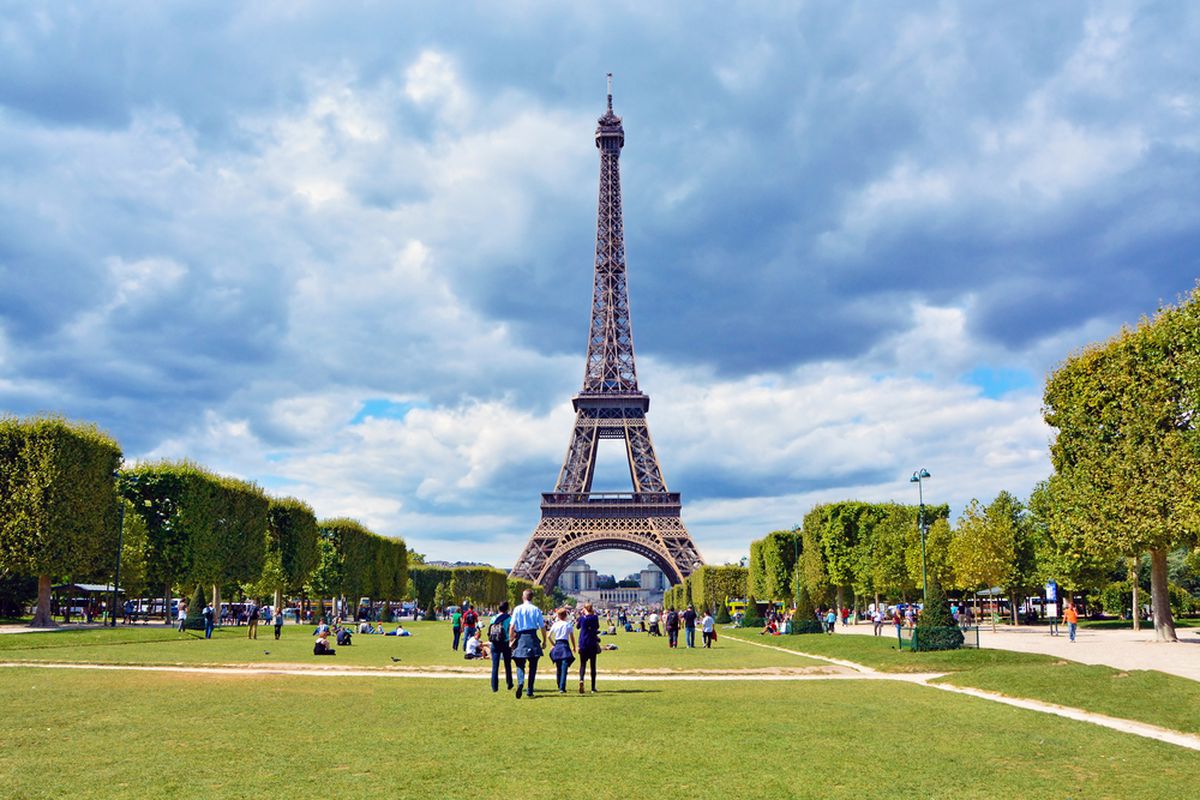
450 606 463 651
202 602 215 639
247 601 260 640
509 589 546 699
462 603 479 646
682 605 698 648
274 607 285 640
701 609 715 648
824 607 836 634
549 608 576 694
872 608 883 636
1064 600 1079 642
176 600 188 633
665 607 680 648
488 601 514 693
576 602 600 693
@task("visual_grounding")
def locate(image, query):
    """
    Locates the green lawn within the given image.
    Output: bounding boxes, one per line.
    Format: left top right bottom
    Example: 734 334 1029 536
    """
724 627 1055 672
2 666 1197 799
726 627 1200 735
0 621 825 671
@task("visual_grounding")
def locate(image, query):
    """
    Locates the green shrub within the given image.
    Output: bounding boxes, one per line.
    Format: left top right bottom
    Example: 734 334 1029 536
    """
741 593 763 628
183 585 207 630
919 577 956 627
791 617 825 635
913 625 964 651
715 601 731 624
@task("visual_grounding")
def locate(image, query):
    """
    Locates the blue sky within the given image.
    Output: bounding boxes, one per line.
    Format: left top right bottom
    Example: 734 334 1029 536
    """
2 3 1198 577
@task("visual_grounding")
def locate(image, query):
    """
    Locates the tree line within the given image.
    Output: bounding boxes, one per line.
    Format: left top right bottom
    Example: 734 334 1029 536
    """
0 417 412 626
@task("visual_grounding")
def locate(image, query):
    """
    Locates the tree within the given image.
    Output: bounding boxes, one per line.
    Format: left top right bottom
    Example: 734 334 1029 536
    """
749 530 800 603
949 496 1027 629
266 498 319 608
118 500 149 599
0 417 123 627
183 584 207 631
741 592 763 628
1043 287 1200 641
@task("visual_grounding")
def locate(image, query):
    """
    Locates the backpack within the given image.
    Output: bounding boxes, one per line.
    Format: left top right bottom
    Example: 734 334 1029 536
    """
464 609 478 627
666 611 678 629
488 613 509 646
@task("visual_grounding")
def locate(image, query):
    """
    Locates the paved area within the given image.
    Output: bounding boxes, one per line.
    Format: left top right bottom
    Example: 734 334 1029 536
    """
830 620 1200 682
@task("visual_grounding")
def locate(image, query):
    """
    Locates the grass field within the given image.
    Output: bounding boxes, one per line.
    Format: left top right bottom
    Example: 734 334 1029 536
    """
0 621 825 671
4 665 1200 800
726 628 1200 734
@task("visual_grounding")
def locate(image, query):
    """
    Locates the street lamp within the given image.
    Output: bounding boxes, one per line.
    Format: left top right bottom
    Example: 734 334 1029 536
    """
909 468 932 607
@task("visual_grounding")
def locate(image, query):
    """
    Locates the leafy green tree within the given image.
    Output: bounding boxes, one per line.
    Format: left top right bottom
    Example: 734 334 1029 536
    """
1044 288 1200 641
118 500 149 599
749 530 800 603
0 417 123 627
949 493 1036 627
305 531 343 620
266 498 319 608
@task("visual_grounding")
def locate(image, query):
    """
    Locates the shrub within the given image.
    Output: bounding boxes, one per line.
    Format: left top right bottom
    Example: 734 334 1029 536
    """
715 601 731 624
741 593 763 628
183 585 207 631
913 626 964 651
791 617 825 635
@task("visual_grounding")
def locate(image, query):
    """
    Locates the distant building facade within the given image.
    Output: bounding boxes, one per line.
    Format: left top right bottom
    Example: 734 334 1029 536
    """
570 563 667 608
558 559 599 594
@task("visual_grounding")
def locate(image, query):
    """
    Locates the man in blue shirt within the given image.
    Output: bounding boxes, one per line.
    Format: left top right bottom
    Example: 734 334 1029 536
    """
508 590 547 699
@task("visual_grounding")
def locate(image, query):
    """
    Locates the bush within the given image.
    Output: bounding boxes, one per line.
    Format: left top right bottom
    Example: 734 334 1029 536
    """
741 593 763 628
791 617 825 635
183 585 207 631
913 625 964 651
715 602 731 624
919 577 956 628
423 605 438 621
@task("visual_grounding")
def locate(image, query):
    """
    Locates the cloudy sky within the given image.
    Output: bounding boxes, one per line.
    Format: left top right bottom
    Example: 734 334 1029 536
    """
2 3 1198 577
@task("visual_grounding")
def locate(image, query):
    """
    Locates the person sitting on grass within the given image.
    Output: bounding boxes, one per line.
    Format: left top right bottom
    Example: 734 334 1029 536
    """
464 630 490 660
385 624 410 637
313 621 330 637
336 627 353 647
313 631 336 656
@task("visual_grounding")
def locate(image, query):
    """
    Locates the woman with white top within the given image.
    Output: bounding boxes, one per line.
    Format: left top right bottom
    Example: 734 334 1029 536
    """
548 608 576 694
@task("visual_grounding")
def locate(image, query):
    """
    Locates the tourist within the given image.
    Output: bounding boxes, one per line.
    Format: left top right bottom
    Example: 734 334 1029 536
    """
202 602 215 639
576 602 600 693
824 607 836 634
872 608 884 636
462 603 479 647
665 607 680 648
840 606 850 626
510 589 547 699
683 605 698 648
247 601 260 640
903 606 915 628
549 608 576 694
274 609 285 640
891 608 903 636
1064 600 1079 642
313 630 335 656
451 606 463 651
176 599 188 633
701 609 715 647
122 598 134 625
464 631 489 660
385 624 410 637
313 620 330 637
647 610 660 636
488 601 513 693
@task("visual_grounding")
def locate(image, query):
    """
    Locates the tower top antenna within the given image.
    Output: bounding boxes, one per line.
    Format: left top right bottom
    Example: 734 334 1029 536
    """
606 72 613 110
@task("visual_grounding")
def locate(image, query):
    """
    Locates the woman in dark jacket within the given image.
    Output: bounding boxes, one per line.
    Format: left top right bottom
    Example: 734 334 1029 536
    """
576 602 601 694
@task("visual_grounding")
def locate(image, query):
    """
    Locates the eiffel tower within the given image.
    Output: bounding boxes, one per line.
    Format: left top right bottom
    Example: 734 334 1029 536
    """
510 77 704 590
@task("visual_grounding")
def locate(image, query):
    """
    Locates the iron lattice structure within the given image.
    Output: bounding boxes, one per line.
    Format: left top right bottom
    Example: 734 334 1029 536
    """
510 79 704 591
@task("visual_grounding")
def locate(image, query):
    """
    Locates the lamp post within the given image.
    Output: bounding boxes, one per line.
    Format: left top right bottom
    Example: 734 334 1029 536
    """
909 468 931 607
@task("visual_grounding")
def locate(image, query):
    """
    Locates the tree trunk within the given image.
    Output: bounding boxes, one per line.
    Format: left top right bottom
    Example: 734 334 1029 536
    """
212 584 221 628
164 586 172 626
1010 588 1020 625
1149 548 1177 642
1129 557 1140 632
835 585 845 614
29 574 57 628
274 588 282 615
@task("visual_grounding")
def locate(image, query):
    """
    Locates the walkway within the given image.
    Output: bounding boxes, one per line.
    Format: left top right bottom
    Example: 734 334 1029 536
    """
831 619 1200 682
